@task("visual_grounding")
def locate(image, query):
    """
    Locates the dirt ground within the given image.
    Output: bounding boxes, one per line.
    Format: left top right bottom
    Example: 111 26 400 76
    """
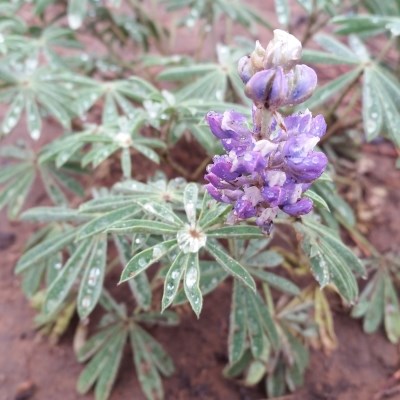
2 2 400 400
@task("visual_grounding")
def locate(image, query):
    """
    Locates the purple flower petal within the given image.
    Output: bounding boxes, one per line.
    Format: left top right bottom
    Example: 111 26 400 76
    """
282 197 313 216
245 69 276 106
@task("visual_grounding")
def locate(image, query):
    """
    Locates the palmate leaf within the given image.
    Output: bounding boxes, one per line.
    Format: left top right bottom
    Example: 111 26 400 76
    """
77 329 127 399
77 292 176 400
0 151 84 218
352 269 400 344
0 66 82 138
296 217 363 303
130 327 169 400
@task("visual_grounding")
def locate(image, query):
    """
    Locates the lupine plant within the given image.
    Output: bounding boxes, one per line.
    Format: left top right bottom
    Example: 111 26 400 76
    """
1 0 400 399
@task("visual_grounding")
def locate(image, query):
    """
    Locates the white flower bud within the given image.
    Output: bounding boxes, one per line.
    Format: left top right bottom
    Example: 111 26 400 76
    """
250 40 266 71
264 29 302 69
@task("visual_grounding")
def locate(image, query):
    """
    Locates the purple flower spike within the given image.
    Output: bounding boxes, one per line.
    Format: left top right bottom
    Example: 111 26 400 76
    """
204 31 328 234
282 197 313 216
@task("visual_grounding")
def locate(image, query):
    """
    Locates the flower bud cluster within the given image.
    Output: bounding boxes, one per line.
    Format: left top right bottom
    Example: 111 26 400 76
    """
204 30 327 234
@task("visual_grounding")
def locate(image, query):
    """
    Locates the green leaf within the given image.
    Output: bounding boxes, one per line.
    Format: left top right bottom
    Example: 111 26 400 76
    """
77 235 108 319
68 0 88 29
245 288 265 358
183 253 203 317
25 96 42 140
228 281 247 364
130 328 164 400
76 330 125 394
254 291 279 349
383 273 400 344
78 204 140 239
136 201 183 227
77 325 120 362
1 92 24 135
363 272 384 334
315 34 360 61
250 269 300 295
161 251 187 311
363 68 383 140
274 0 290 26
120 239 178 282
21 206 85 222
183 183 198 226
44 238 93 315
94 330 127 400
138 329 175 376
108 219 178 235
304 189 330 211
16 228 77 274
206 225 264 238
205 240 256 292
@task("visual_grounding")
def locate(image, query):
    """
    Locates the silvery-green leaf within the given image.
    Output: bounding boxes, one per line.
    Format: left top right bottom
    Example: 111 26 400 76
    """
121 147 131 179
44 239 93 315
94 330 127 400
228 281 247 364
136 201 183 227
77 235 107 319
205 240 256 292
120 239 178 282
77 325 120 362
183 183 198 226
78 204 140 239
25 96 42 140
304 189 330 211
16 228 77 273
21 206 85 222
274 0 290 26
68 0 88 29
130 328 164 400
76 330 124 394
206 225 264 238
162 251 187 311
183 253 202 317
1 92 24 135
108 219 177 235
383 273 400 344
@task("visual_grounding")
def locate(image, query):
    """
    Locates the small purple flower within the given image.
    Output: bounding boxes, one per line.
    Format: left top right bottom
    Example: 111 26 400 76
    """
282 197 313 216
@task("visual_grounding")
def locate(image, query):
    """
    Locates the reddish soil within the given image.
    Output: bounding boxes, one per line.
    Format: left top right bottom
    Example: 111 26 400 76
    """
2 2 400 400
